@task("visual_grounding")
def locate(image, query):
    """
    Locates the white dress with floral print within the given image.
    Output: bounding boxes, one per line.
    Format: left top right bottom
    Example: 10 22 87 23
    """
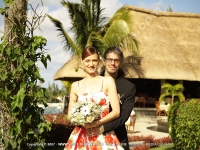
64 91 124 150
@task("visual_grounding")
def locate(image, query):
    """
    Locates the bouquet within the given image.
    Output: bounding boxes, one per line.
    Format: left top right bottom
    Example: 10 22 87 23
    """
68 101 102 126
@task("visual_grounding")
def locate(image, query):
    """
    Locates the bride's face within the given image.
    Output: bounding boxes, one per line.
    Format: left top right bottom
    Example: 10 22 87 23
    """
82 54 99 74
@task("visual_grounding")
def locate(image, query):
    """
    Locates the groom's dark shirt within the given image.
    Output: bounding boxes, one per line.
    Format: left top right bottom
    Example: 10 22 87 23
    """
102 75 136 150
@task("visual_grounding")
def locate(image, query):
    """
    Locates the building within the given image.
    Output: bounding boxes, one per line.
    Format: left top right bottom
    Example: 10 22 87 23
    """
53 6 200 101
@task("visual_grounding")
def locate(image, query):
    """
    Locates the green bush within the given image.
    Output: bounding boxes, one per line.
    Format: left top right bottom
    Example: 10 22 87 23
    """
44 114 74 149
168 99 200 149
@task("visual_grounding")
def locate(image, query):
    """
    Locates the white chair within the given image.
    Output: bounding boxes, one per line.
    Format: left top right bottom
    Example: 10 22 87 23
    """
125 110 136 133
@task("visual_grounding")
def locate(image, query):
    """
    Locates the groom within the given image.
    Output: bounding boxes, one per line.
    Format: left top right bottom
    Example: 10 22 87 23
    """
90 47 136 150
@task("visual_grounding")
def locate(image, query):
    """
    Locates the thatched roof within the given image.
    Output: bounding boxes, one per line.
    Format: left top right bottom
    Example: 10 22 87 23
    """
54 6 200 81
54 55 86 80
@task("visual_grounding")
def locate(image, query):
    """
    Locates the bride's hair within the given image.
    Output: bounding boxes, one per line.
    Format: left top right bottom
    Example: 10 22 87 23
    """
82 46 100 60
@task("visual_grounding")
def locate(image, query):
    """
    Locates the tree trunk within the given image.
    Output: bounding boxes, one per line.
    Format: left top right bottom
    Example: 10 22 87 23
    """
1 0 28 149
4 0 28 43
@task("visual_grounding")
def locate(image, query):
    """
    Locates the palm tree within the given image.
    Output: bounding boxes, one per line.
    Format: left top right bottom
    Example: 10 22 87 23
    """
159 83 185 104
47 0 138 57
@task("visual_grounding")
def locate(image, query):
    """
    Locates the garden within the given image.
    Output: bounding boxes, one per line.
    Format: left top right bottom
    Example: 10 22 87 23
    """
43 98 200 150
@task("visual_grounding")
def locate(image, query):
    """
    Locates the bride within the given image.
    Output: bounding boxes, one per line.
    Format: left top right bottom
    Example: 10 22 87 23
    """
64 46 124 150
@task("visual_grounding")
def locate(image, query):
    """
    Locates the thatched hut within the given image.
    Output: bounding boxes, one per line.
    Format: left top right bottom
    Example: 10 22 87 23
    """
53 6 200 99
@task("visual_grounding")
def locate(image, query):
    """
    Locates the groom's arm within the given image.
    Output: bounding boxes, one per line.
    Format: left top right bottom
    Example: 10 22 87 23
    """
103 83 136 133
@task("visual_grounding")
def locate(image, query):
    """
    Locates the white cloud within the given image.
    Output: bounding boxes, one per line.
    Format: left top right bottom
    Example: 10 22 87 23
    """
0 0 122 88
29 0 61 10
137 1 166 12
38 0 122 88
101 0 123 17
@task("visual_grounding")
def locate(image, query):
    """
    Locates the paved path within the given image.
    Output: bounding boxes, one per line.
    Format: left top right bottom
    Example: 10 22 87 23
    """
128 121 170 139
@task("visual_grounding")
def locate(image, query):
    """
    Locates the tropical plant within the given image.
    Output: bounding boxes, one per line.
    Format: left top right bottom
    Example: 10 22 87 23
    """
159 83 185 104
168 99 200 149
62 81 73 95
48 0 144 79
167 6 173 12
45 82 69 103
47 0 138 57
0 0 51 149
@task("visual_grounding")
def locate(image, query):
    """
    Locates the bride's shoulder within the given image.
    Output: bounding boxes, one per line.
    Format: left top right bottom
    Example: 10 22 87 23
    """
103 76 114 83
71 80 80 89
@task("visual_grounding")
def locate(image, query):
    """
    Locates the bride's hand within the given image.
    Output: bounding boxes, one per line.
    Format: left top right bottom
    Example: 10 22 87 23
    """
83 119 101 129
94 116 101 121
83 123 92 129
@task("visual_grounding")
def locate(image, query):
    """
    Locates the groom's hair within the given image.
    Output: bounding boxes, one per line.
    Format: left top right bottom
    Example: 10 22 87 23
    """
103 46 124 62
100 46 125 77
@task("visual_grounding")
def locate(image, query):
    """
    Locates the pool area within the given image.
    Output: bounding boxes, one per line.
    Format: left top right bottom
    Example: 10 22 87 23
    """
43 106 63 114
38 103 64 114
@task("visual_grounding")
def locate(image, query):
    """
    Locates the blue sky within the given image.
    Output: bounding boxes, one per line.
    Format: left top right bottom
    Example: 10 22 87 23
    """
0 0 200 88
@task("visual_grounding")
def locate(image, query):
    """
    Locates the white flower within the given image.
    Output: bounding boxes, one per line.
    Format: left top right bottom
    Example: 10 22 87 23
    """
81 105 90 115
71 108 76 113
118 94 124 104
68 101 102 126
86 116 95 123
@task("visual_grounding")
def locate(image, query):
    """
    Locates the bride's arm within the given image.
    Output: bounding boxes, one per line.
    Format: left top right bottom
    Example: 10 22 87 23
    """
88 76 120 128
67 82 78 120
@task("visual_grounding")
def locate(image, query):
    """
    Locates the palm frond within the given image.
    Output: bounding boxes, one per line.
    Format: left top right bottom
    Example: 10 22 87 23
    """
174 84 184 91
174 93 185 102
102 6 138 55
86 31 107 55
49 1 138 59
120 34 139 55
61 0 88 50
47 14 79 55
160 83 185 103
60 0 108 51
103 19 130 45
121 55 144 78
159 92 171 102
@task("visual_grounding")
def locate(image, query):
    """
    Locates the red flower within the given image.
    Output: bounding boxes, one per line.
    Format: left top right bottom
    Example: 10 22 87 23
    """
102 108 109 118
99 98 106 106
105 134 114 145
65 139 72 149
72 126 80 135
90 141 102 150
90 97 95 102
77 136 85 149
88 135 98 142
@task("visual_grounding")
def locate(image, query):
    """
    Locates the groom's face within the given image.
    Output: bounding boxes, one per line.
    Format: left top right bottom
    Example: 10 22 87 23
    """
104 52 121 74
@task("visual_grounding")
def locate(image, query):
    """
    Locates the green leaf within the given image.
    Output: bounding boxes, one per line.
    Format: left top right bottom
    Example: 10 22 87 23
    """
17 138 23 148
14 47 21 55
11 107 20 117
25 114 32 124
6 47 11 56
16 88 26 109
33 68 40 77
41 56 47 68
19 56 24 64
2 87 11 100
27 130 35 135
2 138 12 149
47 54 51 61
9 125 16 136
22 58 30 70
16 119 22 134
